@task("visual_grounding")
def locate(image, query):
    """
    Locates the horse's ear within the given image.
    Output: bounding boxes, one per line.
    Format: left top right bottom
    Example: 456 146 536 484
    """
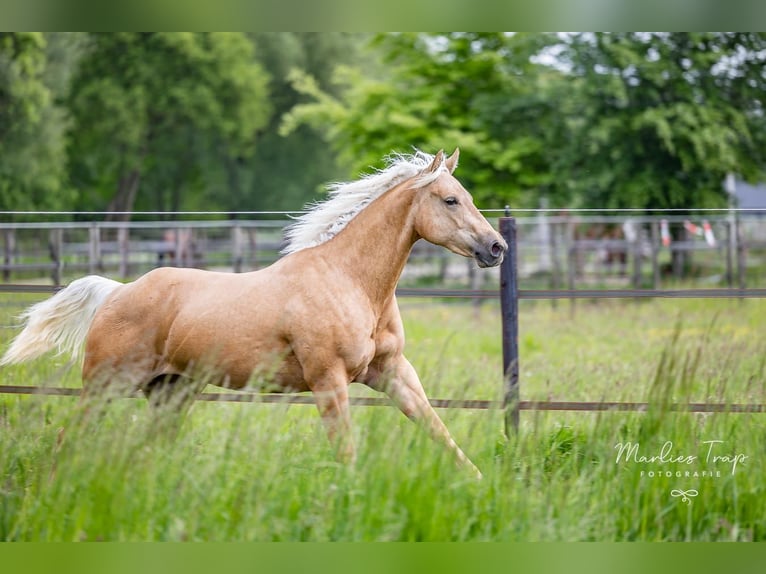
425 150 444 173
445 148 459 173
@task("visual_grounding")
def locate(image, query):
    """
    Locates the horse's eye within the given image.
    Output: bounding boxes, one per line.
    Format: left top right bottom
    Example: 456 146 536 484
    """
444 197 459 206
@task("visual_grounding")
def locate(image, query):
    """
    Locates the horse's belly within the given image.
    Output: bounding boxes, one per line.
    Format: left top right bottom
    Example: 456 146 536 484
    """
218 351 309 393
164 328 308 393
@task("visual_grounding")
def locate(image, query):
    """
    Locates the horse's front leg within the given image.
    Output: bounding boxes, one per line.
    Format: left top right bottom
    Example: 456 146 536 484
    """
371 355 482 479
308 369 355 464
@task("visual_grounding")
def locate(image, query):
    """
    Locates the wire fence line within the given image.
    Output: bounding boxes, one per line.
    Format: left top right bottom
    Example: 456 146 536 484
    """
485 207 766 214
400 287 766 300
2 385 765 413
0 206 764 220
2 284 766 300
0 211 763 283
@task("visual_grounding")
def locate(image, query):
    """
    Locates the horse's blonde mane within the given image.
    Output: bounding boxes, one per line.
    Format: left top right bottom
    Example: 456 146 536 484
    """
282 150 448 255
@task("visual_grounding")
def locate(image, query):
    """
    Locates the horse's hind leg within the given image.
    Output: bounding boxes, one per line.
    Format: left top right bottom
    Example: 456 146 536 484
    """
143 373 189 408
142 373 203 437
81 323 158 403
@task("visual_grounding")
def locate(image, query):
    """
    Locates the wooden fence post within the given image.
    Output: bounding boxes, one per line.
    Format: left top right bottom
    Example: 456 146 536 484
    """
232 224 243 273
736 215 746 290
49 228 63 286
248 227 258 271
89 223 101 274
672 224 685 280
500 213 519 436
566 218 576 316
3 228 15 282
549 220 560 309
650 220 660 290
118 226 129 279
631 228 642 289
725 220 734 288
174 228 184 268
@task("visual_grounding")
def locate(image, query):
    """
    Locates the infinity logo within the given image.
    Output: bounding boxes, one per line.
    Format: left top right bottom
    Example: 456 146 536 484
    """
670 489 699 505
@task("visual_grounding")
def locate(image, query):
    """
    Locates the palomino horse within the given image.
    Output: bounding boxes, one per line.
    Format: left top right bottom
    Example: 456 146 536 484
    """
1 149 506 478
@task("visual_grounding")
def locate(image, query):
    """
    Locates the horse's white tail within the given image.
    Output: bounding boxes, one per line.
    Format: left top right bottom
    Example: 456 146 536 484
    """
1 275 122 366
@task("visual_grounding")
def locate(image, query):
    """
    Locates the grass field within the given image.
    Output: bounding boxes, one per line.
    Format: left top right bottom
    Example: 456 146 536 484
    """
1 294 765 541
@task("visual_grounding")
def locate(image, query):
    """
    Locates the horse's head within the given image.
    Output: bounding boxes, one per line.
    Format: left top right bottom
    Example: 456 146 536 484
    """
412 149 507 268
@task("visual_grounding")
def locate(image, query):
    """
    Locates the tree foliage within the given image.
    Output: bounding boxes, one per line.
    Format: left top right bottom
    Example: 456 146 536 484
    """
0 33 77 210
67 33 271 218
0 33 764 215
241 33 368 211
282 33 558 207
553 32 766 209
285 32 766 211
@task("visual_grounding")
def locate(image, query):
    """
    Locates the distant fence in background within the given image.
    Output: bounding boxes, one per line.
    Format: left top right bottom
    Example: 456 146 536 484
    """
0 220 285 285
518 213 765 293
1 211 765 292
0 218 485 289
2 213 766 425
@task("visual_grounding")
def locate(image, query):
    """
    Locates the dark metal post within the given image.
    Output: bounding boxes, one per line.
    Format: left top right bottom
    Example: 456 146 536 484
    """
500 211 519 435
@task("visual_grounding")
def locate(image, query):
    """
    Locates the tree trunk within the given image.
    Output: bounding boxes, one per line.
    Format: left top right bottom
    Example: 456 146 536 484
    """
107 169 141 221
225 155 243 215
171 182 182 216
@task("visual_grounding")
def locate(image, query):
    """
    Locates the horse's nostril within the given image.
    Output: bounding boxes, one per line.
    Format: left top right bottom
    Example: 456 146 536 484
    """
490 241 503 258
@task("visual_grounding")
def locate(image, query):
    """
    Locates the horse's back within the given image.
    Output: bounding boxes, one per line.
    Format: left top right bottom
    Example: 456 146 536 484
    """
84 266 294 387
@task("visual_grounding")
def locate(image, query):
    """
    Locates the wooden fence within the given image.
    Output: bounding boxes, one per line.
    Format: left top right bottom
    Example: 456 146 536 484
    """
1 215 765 430
2 214 765 290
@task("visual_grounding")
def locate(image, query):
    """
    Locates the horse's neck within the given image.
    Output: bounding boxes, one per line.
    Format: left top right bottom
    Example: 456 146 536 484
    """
326 185 418 312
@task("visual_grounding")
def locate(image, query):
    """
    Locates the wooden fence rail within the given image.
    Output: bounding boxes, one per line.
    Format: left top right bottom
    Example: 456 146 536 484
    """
1 215 766 427
2 214 765 291
2 386 765 414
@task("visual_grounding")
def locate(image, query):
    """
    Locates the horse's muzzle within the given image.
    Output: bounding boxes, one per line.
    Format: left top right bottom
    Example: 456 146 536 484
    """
474 237 507 268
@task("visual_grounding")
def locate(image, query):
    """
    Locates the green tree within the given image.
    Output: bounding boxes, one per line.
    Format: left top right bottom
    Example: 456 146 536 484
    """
0 32 77 211
67 33 271 219
283 32 766 212
553 32 766 210
282 32 562 208
238 33 371 212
